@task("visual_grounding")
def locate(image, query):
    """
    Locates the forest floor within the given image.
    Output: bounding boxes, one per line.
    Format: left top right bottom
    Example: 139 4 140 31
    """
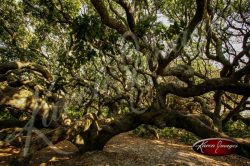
0 133 249 166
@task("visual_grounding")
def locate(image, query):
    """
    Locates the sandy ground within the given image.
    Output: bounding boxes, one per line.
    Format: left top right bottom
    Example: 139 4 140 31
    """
0 133 249 166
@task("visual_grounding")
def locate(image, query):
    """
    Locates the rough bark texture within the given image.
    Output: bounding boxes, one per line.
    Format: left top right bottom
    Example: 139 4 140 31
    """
4 104 250 166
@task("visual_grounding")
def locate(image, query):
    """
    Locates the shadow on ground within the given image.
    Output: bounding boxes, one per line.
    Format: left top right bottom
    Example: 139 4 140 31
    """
0 133 249 166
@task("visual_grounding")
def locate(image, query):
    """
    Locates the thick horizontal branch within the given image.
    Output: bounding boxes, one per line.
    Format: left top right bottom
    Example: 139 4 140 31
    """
0 119 28 129
0 119 57 130
0 61 52 81
160 65 194 83
159 78 250 97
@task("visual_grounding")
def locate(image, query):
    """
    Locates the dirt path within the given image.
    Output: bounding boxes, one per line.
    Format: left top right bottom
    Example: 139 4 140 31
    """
0 133 249 166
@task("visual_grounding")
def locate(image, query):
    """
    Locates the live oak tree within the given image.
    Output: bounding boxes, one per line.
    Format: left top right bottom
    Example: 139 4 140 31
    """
0 0 250 163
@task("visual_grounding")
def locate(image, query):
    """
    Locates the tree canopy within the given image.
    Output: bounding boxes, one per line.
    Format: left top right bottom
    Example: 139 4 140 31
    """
0 0 250 163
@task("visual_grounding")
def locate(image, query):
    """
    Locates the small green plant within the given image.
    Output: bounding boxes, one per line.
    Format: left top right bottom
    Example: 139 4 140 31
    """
132 125 153 138
65 107 84 119
133 125 199 144
159 127 199 145
224 120 250 138
0 111 13 120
